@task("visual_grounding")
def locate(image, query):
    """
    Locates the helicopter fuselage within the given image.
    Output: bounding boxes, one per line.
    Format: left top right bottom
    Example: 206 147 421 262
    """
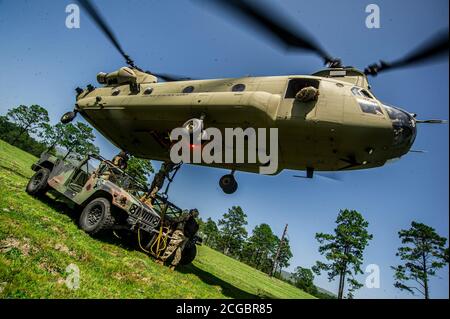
74 67 416 174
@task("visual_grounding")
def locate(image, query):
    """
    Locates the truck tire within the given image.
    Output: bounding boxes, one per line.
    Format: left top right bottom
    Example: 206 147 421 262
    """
179 242 197 265
79 197 115 235
26 168 50 196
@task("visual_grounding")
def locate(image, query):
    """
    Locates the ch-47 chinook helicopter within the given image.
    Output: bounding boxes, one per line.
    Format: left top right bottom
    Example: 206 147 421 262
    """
62 0 448 194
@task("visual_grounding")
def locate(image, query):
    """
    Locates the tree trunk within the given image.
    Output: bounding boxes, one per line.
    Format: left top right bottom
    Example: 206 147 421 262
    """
422 251 429 299
338 270 346 299
338 246 350 299
63 145 75 160
11 125 28 145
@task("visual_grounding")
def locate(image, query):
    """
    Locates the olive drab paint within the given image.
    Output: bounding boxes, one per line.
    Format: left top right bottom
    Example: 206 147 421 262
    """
74 67 416 175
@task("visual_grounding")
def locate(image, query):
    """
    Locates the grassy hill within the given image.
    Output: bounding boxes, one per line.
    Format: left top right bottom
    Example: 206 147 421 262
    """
0 139 313 299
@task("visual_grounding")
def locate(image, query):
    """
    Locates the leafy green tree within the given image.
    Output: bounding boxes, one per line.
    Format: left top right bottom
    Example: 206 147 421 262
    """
83 142 100 157
73 122 97 158
242 223 278 270
6 105 49 143
217 206 248 257
274 237 293 273
55 122 97 159
39 123 64 148
392 221 448 299
312 209 373 299
0 115 47 156
201 217 220 248
125 156 154 185
292 267 318 295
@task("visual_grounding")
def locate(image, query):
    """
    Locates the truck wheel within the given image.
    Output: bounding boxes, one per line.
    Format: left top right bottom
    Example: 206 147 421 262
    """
26 168 50 196
179 242 197 265
79 197 115 235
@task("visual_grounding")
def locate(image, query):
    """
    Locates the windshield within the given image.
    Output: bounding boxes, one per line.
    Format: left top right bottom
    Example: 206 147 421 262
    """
383 105 416 146
94 157 148 195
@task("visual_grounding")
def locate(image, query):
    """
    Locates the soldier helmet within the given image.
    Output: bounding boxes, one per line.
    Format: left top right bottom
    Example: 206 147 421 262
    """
189 209 199 218
118 151 129 159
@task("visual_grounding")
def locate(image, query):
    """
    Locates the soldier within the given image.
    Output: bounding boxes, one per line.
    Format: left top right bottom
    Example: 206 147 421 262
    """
111 151 129 170
144 161 175 204
158 208 199 270
295 86 319 102
99 151 128 181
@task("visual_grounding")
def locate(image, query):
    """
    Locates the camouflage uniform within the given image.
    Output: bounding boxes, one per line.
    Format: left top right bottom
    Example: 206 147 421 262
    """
112 151 129 170
146 161 175 203
162 229 188 267
160 209 199 269
295 86 319 102
100 151 128 181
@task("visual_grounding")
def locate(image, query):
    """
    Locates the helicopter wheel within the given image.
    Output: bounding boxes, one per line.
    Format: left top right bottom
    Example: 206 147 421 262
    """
60 110 78 124
219 174 238 194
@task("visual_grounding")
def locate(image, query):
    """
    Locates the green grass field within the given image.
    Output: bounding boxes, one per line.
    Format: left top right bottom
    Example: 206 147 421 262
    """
0 139 313 299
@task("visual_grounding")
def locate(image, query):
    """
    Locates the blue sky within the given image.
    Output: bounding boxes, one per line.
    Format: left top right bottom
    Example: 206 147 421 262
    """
0 0 448 298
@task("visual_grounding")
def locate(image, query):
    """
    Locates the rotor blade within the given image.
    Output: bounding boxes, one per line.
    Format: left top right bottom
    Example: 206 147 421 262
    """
415 119 448 124
198 0 336 65
365 29 449 76
77 0 137 68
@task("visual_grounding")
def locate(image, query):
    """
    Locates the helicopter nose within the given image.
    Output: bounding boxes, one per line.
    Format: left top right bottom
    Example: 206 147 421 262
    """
405 113 417 147
386 106 417 147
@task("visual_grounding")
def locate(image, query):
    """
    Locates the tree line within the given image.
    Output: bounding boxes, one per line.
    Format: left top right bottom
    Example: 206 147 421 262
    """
200 207 448 299
198 206 293 276
0 105 153 183
0 104 99 159
1 105 448 299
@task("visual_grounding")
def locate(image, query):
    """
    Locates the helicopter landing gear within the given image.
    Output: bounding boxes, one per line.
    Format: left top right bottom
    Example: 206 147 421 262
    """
60 110 78 124
219 171 238 194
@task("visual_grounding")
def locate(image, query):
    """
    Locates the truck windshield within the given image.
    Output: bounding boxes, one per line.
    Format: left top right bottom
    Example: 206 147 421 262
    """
91 155 148 194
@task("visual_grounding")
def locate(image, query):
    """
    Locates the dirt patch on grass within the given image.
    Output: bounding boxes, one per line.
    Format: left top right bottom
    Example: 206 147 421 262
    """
54 243 76 257
0 237 36 256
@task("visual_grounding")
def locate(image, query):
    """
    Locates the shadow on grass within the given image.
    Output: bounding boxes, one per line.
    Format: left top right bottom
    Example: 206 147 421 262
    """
0 163 30 179
177 263 270 299
35 192 137 252
30 193 271 299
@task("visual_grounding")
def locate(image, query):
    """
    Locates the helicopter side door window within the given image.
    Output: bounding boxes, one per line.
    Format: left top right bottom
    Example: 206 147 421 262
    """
285 79 320 98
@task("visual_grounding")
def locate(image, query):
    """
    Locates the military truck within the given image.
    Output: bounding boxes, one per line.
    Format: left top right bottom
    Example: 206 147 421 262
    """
26 152 199 265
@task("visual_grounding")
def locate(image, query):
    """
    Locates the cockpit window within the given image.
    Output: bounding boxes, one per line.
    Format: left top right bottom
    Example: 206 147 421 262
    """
352 87 374 99
352 87 382 115
357 99 384 115
351 87 362 96
383 105 416 146
360 90 373 99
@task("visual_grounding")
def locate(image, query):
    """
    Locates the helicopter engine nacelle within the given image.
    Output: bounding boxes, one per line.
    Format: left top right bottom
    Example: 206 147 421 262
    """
97 67 137 86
